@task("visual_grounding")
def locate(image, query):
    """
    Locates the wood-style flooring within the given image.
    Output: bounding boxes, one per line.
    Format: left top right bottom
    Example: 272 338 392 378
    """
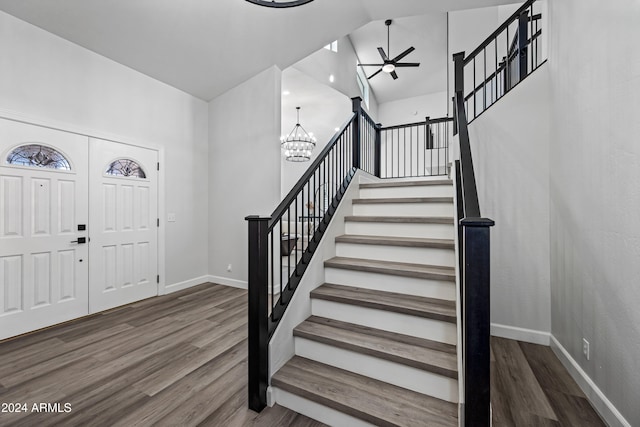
0 283 606 426
491 336 606 426
0 283 325 427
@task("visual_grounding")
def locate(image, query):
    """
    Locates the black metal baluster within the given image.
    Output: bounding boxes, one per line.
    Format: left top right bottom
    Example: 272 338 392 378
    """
494 38 498 104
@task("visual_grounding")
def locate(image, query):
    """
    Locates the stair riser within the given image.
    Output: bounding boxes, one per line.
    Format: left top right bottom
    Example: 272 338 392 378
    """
359 185 453 199
335 242 455 267
294 338 458 403
273 387 376 427
352 202 454 217
324 267 456 300
311 299 457 345
345 221 455 240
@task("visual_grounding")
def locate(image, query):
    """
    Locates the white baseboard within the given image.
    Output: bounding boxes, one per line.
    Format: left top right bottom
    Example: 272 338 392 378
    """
550 336 631 427
490 323 550 345
162 275 210 295
207 275 248 289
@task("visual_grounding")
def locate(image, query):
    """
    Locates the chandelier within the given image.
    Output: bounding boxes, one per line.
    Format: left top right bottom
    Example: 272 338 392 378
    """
281 107 316 162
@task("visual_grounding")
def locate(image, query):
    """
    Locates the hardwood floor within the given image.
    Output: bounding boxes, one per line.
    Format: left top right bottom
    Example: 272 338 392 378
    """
0 283 325 427
0 283 605 426
491 336 606 427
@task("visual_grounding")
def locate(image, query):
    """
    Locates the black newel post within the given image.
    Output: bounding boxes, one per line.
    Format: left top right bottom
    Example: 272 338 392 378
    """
246 215 270 412
452 52 465 136
351 97 362 169
462 218 494 427
374 123 382 178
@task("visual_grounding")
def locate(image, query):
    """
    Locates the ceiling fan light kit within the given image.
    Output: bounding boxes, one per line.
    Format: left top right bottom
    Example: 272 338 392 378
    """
357 19 420 80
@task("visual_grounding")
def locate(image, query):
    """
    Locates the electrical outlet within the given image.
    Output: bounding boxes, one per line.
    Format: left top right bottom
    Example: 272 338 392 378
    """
583 338 590 360
227 264 232 272
167 213 176 222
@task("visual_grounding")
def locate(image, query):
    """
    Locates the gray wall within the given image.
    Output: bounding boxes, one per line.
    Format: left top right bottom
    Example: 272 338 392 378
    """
208 66 282 286
548 0 640 425
468 66 551 340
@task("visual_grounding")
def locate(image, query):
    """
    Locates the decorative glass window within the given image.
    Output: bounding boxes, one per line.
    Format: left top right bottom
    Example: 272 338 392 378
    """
6 144 71 170
105 159 146 179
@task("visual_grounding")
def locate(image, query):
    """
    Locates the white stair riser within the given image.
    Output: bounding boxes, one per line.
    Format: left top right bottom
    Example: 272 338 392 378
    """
311 299 457 345
273 388 375 427
294 338 458 403
324 267 456 300
352 202 454 217
345 221 455 240
335 242 455 267
359 185 453 199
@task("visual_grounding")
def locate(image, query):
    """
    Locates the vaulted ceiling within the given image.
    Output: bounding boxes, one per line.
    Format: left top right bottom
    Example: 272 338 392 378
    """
0 0 520 101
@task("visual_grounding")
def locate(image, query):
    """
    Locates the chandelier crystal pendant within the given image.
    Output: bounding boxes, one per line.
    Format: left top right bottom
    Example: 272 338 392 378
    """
281 107 316 162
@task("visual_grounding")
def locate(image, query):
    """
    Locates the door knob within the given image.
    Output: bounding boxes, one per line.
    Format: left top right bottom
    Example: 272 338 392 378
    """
70 237 86 244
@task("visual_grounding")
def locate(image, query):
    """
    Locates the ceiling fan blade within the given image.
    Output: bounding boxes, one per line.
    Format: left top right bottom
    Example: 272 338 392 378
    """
394 62 421 67
358 63 386 67
367 68 383 79
391 46 415 63
390 70 399 80
377 47 388 61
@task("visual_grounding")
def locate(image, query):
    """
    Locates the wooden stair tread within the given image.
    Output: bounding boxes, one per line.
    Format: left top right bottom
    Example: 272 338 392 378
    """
335 234 454 249
272 356 458 427
311 283 456 323
294 316 457 378
344 215 454 224
360 180 453 189
324 256 455 281
352 197 453 204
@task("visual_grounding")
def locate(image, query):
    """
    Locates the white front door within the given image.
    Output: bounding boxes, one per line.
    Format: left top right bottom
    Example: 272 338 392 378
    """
0 119 89 340
88 138 158 313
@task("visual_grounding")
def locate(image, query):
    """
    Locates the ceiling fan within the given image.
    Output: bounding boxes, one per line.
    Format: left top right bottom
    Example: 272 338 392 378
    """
358 19 420 80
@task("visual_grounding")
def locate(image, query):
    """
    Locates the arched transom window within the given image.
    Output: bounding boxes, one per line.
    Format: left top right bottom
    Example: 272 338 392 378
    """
6 144 71 170
105 159 146 179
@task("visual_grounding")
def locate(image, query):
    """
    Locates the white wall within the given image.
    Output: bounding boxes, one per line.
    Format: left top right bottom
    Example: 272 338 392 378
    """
292 35 379 119
548 0 640 425
0 11 210 289
378 91 449 127
208 67 282 286
468 65 551 340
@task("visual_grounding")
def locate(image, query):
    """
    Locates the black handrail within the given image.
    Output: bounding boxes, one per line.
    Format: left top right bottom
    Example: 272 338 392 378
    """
460 0 545 122
453 9 501 425
269 113 356 227
463 0 538 64
247 97 366 411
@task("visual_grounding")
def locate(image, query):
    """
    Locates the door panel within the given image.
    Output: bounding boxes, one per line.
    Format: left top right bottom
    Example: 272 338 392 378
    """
0 118 89 340
89 138 158 313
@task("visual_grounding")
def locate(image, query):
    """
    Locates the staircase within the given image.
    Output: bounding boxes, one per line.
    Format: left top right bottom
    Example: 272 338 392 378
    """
271 177 460 426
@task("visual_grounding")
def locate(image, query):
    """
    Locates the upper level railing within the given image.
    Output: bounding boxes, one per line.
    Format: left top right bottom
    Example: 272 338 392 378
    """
460 0 545 123
380 118 453 179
